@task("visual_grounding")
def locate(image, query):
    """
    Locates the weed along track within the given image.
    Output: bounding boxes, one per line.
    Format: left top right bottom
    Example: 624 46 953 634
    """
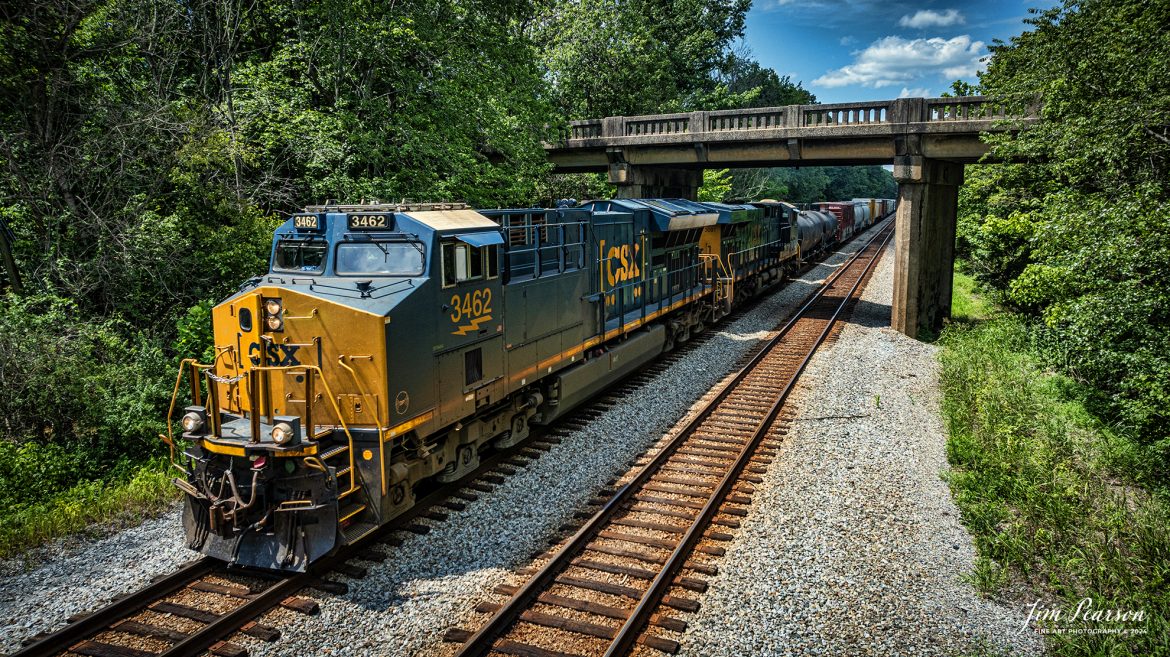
444 221 894 657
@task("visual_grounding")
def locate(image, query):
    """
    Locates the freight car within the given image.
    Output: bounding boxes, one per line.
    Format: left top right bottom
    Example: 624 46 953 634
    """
813 201 858 244
852 198 898 229
164 198 819 571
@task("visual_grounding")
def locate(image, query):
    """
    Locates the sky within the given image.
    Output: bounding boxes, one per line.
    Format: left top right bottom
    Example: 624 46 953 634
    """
743 0 1059 104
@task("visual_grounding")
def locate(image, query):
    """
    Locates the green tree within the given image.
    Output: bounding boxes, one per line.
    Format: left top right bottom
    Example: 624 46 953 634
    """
718 53 817 107
697 169 733 202
536 0 752 118
960 0 1170 470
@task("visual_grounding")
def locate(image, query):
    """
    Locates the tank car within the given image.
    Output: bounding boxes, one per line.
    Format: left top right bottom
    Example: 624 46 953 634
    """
162 199 801 571
795 209 837 257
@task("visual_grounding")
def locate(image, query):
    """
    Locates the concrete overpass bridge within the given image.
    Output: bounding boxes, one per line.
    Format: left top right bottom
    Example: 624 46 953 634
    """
545 96 1037 338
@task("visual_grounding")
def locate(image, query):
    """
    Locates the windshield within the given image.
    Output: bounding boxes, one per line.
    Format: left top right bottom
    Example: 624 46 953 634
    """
335 242 425 276
274 238 327 273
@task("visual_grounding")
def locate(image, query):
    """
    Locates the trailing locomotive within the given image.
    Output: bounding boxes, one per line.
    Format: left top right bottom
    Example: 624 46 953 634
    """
163 197 888 571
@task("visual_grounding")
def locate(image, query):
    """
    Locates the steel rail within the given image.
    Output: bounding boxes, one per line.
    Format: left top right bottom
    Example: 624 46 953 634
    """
604 223 894 657
10 558 217 657
158 573 307 657
453 219 895 657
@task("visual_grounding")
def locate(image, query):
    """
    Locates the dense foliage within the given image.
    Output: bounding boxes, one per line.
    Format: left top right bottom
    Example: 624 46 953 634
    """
0 0 814 544
537 0 752 117
940 305 1169 656
957 0 1170 482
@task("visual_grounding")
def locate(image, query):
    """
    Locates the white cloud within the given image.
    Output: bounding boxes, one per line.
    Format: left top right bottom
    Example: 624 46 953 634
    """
812 35 985 88
898 86 934 98
898 9 965 28
839 35 857 46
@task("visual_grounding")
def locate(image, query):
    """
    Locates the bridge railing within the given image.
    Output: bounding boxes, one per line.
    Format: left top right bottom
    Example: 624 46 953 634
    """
559 96 1031 143
925 96 1010 121
705 107 787 131
569 120 602 140
801 100 891 126
625 113 692 136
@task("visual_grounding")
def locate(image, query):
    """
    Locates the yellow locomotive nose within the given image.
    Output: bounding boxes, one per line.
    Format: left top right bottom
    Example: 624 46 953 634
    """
204 287 387 436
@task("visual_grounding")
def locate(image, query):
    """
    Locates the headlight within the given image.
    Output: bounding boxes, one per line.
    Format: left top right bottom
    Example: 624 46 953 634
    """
265 298 282 316
266 315 283 331
271 422 295 445
181 411 204 433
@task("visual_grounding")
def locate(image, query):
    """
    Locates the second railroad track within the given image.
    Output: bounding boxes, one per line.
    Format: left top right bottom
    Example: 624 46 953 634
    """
445 219 895 657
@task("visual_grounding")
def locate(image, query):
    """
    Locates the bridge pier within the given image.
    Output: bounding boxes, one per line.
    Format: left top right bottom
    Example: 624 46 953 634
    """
608 162 700 200
891 156 963 337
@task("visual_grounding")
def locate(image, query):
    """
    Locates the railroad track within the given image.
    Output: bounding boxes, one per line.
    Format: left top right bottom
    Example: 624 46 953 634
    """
8 224 885 657
444 220 894 657
9 423 590 657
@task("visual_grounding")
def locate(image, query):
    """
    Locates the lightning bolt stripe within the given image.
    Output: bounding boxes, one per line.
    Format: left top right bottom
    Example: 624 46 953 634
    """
452 314 493 336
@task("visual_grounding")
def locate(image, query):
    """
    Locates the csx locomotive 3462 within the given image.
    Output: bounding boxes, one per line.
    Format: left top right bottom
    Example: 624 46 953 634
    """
164 197 892 571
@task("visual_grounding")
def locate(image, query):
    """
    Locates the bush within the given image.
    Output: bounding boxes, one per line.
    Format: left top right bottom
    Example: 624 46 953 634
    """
940 315 1170 655
0 293 172 509
0 459 179 559
958 0 1170 472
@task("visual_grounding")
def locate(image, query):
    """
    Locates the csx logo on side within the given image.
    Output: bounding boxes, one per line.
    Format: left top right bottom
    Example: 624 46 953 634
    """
249 342 301 366
601 240 641 285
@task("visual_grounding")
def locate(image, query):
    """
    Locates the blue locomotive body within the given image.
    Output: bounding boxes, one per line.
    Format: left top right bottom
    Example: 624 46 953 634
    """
167 197 873 571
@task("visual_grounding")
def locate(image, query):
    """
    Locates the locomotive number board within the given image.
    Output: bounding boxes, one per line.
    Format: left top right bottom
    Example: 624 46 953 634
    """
292 214 321 230
348 214 392 230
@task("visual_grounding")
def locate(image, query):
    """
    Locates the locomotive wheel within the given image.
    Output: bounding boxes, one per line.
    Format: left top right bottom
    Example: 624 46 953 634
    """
494 414 529 449
436 443 479 483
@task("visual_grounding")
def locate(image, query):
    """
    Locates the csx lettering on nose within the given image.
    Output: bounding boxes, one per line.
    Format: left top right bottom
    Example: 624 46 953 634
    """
248 341 301 366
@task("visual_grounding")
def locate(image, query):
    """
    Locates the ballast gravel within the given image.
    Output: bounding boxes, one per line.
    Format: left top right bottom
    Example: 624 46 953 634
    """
0 509 191 653
0 222 1014 657
675 239 1046 657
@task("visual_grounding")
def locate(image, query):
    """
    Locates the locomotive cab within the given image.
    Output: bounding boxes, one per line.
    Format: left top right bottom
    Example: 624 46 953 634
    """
167 203 505 571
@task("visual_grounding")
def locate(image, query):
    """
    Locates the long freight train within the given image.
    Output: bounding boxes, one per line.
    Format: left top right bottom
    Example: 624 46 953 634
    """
164 197 893 571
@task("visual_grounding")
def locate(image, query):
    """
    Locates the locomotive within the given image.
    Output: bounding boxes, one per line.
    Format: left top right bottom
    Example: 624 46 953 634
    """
163 197 892 571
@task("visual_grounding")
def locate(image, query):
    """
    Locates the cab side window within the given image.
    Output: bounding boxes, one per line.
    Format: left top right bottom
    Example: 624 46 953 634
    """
442 241 498 288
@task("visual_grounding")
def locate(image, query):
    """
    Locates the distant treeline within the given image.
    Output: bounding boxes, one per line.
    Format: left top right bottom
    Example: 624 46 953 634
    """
726 166 897 205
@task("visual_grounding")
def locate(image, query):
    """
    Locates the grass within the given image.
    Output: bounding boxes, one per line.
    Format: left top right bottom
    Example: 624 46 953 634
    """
0 459 180 560
949 267 995 322
939 277 1170 656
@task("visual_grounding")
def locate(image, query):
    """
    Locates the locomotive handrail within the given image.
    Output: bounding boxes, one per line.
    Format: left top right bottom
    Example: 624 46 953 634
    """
163 360 362 500
282 307 319 321
165 358 212 472
337 354 388 495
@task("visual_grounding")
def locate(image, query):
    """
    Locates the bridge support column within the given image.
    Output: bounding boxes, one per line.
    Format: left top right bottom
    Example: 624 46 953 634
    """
608 163 701 200
891 156 964 337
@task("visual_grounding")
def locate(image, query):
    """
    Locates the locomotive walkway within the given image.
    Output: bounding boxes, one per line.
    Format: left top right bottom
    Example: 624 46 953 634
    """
545 95 1038 338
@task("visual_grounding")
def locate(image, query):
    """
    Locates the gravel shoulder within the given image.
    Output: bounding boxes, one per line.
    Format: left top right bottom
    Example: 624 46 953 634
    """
0 231 878 656
0 508 192 653
675 239 1047 657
